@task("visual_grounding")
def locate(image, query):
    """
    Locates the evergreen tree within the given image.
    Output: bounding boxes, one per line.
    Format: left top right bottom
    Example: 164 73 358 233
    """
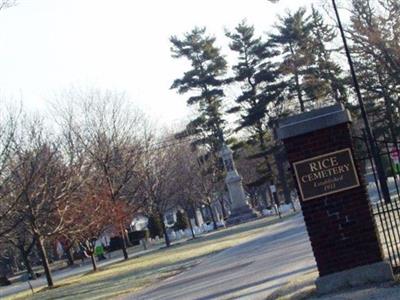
147 214 163 239
269 8 314 112
174 210 189 231
349 0 400 140
170 27 227 154
170 28 227 214
226 21 290 203
226 21 283 145
306 6 348 105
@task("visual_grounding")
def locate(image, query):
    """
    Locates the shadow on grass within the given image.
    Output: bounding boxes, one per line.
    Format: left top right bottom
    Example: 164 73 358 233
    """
30 252 218 300
24 213 299 300
87 214 297 277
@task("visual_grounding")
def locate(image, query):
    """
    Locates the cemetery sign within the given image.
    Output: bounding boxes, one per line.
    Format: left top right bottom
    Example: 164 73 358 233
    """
293 148 360 201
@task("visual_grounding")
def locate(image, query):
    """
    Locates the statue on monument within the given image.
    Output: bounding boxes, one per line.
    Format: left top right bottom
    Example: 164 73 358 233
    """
220 144 258 225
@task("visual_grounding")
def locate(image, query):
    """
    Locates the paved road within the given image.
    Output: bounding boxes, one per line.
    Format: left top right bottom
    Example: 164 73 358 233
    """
127 214 317 300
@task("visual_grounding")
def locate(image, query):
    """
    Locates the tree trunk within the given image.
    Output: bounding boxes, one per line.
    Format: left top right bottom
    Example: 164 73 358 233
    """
123 229 132 247
192 205 200 227
35 236 53 287
186 211 196 239
263 156 276 207
21 251 36 280
206 204 217 230
65 247 74 266
159 213 171 247
219 197 227 220
274 148 292 206
294 65 304 111
120 235 128 260
266 183 274 207
261 187 269 208
272 189 282 219
375 64 397 143
89 252 97 272
120 224 128 260
11 255 19 273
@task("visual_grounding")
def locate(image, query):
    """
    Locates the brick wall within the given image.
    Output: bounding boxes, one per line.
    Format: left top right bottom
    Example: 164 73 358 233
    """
283 122 383 276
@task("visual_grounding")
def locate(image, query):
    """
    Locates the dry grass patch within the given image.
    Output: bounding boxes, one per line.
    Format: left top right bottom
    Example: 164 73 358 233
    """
265 270 318 300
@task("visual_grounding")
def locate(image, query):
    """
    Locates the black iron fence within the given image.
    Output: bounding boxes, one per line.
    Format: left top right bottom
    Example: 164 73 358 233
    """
354 132 400 273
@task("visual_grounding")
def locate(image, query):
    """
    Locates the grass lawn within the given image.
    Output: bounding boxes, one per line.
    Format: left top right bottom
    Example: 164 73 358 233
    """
5 213 296 300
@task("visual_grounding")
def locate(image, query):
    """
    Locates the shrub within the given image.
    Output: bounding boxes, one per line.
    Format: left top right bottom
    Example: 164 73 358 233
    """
147 214 164 238
174 210 189 231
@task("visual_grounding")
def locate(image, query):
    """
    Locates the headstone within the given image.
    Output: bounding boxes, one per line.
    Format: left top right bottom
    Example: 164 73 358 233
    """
216 220 225 228
56 241 64 259
262 209 273 216
280 204 291 213
195 209 204 226
277 104 393 293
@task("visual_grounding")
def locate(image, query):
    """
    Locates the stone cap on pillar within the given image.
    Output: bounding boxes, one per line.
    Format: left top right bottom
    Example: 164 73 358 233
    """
276 104 352 140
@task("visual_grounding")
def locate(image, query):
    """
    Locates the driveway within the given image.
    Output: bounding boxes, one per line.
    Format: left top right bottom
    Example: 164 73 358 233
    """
127 214 317 300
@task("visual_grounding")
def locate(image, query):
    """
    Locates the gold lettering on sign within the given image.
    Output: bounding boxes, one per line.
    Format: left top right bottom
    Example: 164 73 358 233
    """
301 162 351 183
293 148 360 201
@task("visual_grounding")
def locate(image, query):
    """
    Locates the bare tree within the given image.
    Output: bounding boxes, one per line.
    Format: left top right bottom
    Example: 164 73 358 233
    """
0 104 21 237
139 135 181 247
164 136 222 231
62 182 115 272
0 102 22 284
52 87 148 260
6 117 84 287
173 142 203 239
0 0 17 11
4 223 36 280
196 151 224 230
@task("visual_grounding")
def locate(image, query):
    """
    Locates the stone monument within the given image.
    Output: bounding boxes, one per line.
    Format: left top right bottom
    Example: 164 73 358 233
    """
221 144 258 225
277 104 393 294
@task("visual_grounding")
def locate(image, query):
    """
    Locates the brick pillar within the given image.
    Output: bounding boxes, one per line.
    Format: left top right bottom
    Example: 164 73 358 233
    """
277 104 393 293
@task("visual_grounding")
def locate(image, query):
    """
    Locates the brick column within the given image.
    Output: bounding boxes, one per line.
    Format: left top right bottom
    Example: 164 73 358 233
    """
277 104 393 293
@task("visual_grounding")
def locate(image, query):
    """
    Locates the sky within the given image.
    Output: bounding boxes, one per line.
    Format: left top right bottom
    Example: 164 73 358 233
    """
0 0 318 128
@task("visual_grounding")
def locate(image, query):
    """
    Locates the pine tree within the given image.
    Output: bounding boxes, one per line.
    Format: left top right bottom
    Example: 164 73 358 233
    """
226 21 283 145
226 21 290 203
170 27 227 154
349 0 400 140
306 6 348 105
269 8 314 112
170 27 227 216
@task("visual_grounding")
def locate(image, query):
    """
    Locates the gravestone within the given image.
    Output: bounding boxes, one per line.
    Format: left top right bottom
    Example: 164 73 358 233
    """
277 104 393 293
